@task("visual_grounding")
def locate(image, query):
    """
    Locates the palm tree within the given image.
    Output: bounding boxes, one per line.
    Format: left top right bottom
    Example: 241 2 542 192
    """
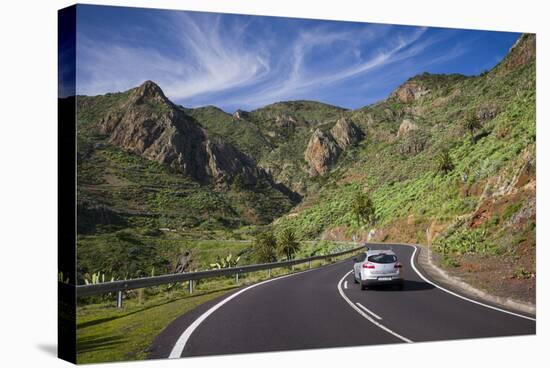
464 112 482 144
351 191 376 227
277 229 300 260
252 232 278 263
437 149 454 175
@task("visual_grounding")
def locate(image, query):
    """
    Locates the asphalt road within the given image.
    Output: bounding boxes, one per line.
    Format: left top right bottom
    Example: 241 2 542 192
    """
148 244 535 359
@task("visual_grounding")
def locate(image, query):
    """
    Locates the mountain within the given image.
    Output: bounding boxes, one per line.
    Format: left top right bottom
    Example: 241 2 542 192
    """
76 81 300 234
183 100 348 193
76 33 535 302
98 81 279 187
276 33 536 302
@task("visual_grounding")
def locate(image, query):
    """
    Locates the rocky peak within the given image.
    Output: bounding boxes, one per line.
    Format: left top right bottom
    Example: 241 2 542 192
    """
96 82 295 194
330 118 364 149
129 80 171 106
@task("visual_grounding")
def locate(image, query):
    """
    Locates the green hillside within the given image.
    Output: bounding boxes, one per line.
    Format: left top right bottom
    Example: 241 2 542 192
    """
76 34 535 302
276 34 536 301
185 100 347 193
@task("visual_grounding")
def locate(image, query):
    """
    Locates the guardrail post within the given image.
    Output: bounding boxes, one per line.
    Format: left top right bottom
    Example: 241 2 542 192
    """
235 273 239 285
116 290 123 309
268 268 271 278
309 260 312 269
189 280 193 294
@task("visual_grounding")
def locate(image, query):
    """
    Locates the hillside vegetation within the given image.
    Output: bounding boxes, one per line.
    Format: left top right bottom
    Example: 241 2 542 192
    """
275 34 536 301
76 34 535 302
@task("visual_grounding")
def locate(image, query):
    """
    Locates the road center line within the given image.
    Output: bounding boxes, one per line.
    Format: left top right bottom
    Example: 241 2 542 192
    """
406 245 536 322
356 302 383 320
337 271 412 343
344 280 348 289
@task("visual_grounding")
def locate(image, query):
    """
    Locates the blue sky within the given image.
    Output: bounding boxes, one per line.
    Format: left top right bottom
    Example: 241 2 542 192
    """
75 5 521 112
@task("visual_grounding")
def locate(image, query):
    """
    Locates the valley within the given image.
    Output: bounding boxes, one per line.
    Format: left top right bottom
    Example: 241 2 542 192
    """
76 33 536 304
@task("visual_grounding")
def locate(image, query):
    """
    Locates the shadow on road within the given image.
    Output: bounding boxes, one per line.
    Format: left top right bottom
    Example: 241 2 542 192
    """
368 280 435 292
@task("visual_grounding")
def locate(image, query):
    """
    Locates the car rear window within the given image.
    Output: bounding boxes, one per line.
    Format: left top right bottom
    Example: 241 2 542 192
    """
368 254 397 264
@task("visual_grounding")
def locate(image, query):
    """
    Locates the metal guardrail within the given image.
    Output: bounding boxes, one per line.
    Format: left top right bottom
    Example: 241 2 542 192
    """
76 244 365 305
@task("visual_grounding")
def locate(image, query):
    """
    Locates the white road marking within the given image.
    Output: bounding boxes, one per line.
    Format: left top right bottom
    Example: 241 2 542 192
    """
169 260 346 358
406 244 536 322
337 271 412 343
344 280 348 289
356 302 383 320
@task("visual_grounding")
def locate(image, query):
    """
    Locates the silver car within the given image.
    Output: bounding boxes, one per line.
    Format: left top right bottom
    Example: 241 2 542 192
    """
353 249 404 290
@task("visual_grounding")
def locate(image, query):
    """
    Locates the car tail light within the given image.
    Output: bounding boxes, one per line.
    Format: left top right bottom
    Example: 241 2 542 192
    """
394 262 402 268
362 262 375 269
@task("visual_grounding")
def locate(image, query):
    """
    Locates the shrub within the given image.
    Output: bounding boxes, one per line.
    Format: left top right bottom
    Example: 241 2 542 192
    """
442 255 460 268
433 227 489 255
513 267 531 279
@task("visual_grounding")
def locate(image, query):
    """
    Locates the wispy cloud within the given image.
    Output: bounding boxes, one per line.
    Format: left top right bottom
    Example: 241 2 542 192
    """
76 8 514 110
161 13 271 99
76 13 270 99
237 26 430 107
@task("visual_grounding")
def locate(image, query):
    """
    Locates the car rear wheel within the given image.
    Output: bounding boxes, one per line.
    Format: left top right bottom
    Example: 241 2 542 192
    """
360 283 367 290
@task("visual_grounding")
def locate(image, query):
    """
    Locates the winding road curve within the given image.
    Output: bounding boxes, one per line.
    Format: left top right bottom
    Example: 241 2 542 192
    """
148 244 535 359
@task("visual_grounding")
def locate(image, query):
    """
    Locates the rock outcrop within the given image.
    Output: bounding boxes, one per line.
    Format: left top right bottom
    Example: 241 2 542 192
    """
204 139 260 185
399 129 428 155
274 114 298 127
500 33 535 72
304 118 364 176
396 119 427 155
330 117 364 149
392 81 430 103
304 129 341 176
396 118 418 138
99 81 283 190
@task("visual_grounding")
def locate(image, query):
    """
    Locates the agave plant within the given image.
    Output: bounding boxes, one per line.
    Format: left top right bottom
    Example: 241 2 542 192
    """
210 253 241 270
84 271 115 285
